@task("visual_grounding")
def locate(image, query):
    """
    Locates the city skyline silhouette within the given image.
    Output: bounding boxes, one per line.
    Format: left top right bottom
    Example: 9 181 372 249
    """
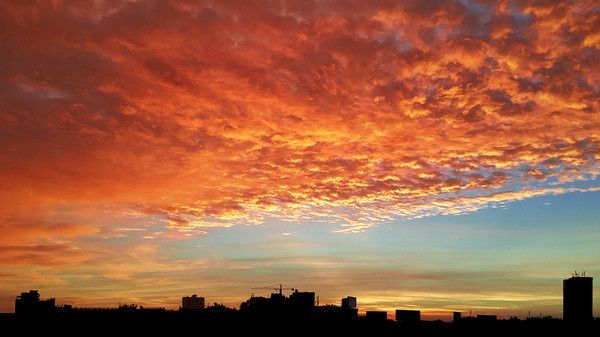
2 275 596 336
7 273 597 321
1 1 599 334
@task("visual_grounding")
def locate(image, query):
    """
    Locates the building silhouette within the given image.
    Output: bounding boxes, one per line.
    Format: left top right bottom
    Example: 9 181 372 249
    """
15 290 55 317
181 294 205 310
395 309 420 323
563 274 593 322
453 311 461 322
288 290 315 309
365 311 387 321
240 289 315 315
341 296 357 309
477 315 497 321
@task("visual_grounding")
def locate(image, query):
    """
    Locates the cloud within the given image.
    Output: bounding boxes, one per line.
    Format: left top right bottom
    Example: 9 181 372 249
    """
0 244 93 266
0 1 598 251
0 219 97 245
0 218 98 266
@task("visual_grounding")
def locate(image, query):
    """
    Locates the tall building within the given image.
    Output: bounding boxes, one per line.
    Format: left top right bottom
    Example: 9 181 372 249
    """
15 290 55 317
563 275 593 322
395 309 420 323
181 294 205 310
289 290 315 309
453 311 461 322
341 296 357 309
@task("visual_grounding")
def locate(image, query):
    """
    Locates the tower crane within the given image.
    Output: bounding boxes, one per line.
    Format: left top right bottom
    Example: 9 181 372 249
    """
250 284 295 296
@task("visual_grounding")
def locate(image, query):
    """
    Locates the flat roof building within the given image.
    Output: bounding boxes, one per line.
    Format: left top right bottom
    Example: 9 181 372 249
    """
366 311 387 321
289 290 315 309
341 296 357 309
395 309 420 323
563 274 593 322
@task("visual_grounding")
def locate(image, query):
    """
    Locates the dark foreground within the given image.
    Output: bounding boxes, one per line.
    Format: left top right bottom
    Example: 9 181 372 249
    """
1 311 598 337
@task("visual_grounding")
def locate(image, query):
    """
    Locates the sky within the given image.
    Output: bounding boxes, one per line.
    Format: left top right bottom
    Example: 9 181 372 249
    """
0 0 599 319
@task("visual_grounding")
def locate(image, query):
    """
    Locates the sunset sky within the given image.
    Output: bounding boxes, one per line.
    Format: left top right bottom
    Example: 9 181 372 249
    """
1 0 599 319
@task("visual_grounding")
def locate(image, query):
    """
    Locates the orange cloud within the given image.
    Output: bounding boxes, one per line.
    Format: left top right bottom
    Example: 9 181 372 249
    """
0 1 598 249
0 244 93 266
